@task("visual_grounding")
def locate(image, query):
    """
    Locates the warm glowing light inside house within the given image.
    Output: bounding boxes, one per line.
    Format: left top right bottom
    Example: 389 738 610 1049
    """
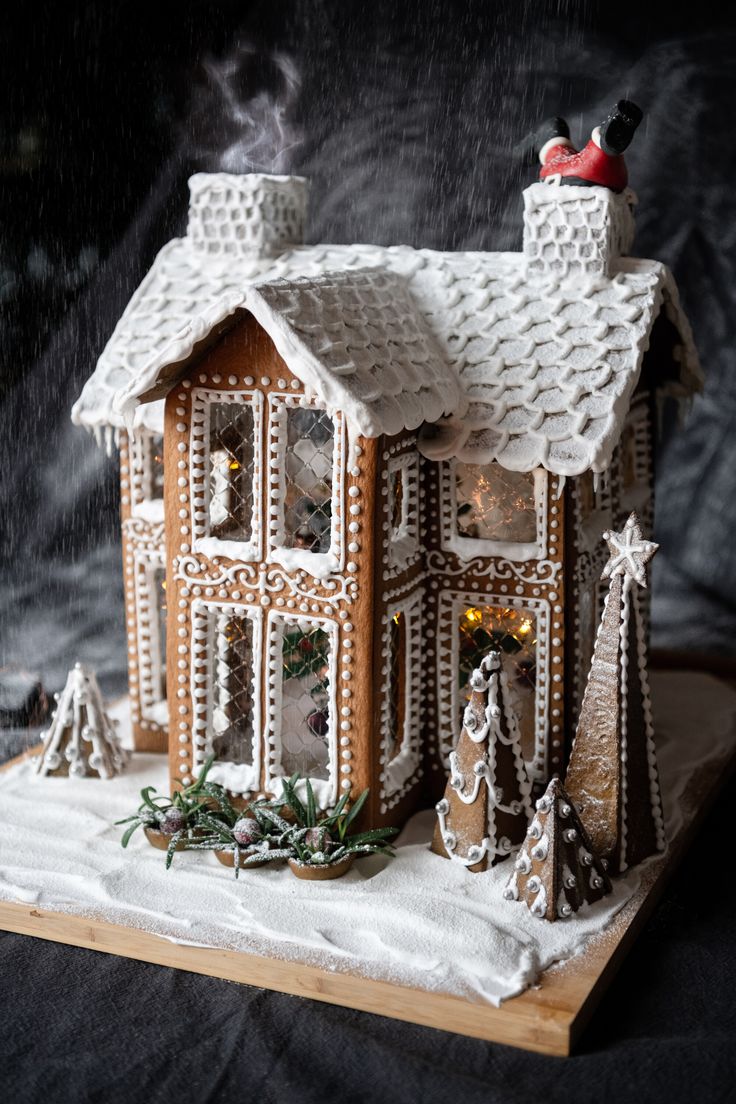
457 602 538 761
456 463 536 544
229 459 241 471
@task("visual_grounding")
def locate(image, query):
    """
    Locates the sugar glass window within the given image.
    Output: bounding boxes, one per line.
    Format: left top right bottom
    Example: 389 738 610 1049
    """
134 555 168 724
148 434 164 500
387 611 407 762
210 611 257 766
458 603 537 761
208 402 256 543
282 407 335 554
455 463 536 544
278 621 333 778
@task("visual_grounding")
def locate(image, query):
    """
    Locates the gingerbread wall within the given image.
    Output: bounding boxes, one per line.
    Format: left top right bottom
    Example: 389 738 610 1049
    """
162 314 381 816
419 457 568 796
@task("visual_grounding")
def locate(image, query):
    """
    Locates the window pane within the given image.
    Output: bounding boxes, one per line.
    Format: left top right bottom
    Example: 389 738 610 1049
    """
150 434 164 499
211 613 255 765
208 402 255 542
389 468 404 535
456 463 536 543
387 611 406 760
280 623 331 778
458 603 537 759
283 408 334 553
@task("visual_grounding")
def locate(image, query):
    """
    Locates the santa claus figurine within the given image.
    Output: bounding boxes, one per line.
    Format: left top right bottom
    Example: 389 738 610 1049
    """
537 100 643 192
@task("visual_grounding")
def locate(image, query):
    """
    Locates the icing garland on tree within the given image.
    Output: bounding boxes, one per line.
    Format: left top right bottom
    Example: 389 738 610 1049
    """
504 776 611 921
431 649 531 872
37 663 129 780
565 512 665 873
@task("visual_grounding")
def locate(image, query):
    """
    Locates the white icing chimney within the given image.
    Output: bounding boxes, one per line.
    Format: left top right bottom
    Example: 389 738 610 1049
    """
187 172 308 259
522 181 635 281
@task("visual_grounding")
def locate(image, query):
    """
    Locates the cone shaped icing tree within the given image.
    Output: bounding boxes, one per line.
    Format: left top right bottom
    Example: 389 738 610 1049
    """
432 650 532 872
565 512 665 874
503 776 611 920
36 663 129 779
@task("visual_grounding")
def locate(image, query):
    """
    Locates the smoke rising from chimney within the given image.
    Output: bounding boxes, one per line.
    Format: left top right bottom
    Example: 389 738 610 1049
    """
188 43 302 175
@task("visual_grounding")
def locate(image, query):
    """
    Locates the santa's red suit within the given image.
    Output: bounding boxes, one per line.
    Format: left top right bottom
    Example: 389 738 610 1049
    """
539 127 629 192
536 101 642 193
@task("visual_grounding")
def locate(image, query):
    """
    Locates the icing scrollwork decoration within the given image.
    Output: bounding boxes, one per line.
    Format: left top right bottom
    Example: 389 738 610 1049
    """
174 555 357 607
426 549 561 586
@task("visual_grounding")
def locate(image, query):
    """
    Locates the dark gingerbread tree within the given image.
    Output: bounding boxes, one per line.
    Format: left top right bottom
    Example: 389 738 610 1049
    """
565 512 665 874
503 776 611 921
432 649 531 872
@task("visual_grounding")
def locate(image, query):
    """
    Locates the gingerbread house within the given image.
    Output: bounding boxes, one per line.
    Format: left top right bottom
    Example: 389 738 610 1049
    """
72 171 701 827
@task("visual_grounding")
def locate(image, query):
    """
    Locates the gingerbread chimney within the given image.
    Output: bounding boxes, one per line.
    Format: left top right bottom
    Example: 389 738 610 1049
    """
523 181 636 281
187 172 308 259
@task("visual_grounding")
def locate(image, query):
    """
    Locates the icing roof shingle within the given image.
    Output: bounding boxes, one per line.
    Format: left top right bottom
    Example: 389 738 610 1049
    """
73 200 702 476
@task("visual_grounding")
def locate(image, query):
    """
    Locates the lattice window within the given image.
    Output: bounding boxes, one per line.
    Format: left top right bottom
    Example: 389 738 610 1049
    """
380 590 423 800
457 603 538 762
387 611 407 762
208 402 256 543
149 435 164 500
282 407 334 554
133 552 167 725
389 468 404 537
278 621 332 778
209 611 257 766
386 452 420 570
455 463 536 543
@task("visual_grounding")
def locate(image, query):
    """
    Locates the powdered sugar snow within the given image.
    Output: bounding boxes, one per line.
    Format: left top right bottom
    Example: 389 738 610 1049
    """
0 672 733 1006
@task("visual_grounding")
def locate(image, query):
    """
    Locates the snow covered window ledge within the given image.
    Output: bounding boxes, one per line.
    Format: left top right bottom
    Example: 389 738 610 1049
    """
265 611 339 809
266 394 344 579
189 599 262 797
190 388 263 564
442 462 548 563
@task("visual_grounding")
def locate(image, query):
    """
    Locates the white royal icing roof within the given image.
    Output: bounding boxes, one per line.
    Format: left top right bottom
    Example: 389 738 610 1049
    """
114 268 462 441
73 184 702 477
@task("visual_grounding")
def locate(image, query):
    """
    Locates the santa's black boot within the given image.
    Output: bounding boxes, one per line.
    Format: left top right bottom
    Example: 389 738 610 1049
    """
598 99 643 156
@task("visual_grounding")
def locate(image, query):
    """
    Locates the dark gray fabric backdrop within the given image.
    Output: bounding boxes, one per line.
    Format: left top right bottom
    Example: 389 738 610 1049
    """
1 2 735 1099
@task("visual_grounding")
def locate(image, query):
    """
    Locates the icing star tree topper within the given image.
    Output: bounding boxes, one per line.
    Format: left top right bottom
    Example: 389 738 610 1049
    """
565 512 665 874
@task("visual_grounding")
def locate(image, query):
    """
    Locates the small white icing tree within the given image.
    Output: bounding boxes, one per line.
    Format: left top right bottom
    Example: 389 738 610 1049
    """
565 511 665 873
503 776 611 921
36 663 129 779
431 650 531 871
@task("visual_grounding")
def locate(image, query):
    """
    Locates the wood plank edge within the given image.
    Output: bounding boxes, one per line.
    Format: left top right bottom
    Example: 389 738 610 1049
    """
0 899 572 1056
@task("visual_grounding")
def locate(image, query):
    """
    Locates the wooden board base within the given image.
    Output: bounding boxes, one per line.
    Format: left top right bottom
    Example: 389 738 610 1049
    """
0 728 734 1057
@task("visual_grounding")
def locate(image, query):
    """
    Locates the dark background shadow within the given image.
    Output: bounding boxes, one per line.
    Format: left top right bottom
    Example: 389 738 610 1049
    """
1 3 736 1099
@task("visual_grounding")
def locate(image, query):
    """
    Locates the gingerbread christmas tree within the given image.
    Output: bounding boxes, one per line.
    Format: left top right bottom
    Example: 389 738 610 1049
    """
432 650 531 872
37 663 129 779
503 776 611 920
565 512 665 873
